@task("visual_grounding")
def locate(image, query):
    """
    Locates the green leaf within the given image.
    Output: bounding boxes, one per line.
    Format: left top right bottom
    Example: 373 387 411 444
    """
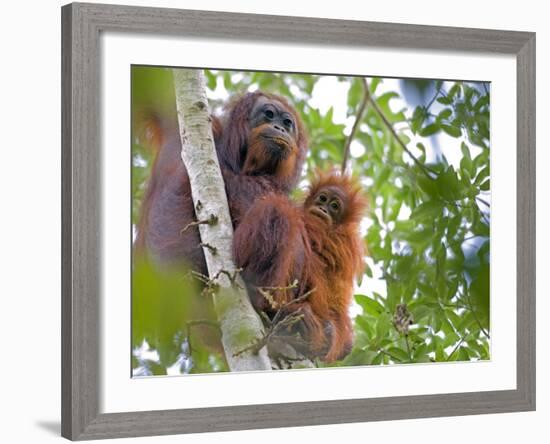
374 166 392 188
438 108 453 121
410 305 432 323
410 200 442 220
460 142 474 177
413 343 432 362
387 282 405 313
223 71 232 90
448 83 461 99
375 313 392 340
436 166 462 201
457 347 470 361
376 92 401 120
469 264 490 330
364 265 373 278
411 106 426 134
355 315 375 339
441 124 462 138
370 77 382 93
415 142 427 162
355 295 385 316
341 349 377 366
461 142 471 160
443 332 460 348
394 254 415 276
431 312 442 333
347 78 363 110
474 95 490 111
419 123 440 137
475 167 490 186
480 179 490 191
204 70 217 90
417 176 438 198
387 347 410 362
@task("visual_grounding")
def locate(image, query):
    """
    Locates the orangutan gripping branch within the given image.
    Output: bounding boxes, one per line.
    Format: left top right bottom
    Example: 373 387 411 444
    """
234 172 367 362
134 91 308 275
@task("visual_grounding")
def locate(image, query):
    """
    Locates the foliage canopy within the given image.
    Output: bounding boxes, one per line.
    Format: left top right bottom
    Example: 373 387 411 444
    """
131 67 490 375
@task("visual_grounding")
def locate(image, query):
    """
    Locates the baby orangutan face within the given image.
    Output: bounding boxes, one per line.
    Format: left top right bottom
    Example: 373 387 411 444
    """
307 186 347 226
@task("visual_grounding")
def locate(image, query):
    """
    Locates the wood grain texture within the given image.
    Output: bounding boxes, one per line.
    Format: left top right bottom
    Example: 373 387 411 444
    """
75 2 531 53
62 3 101 439
516 34 536 410
61 2 536 440
61 4 73 438
75 389 530 440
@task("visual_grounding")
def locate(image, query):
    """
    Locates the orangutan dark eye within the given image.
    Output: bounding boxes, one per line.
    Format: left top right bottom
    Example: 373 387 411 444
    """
318 193 328 203
283 118 293 128
330 201 340 211
265 109 274 119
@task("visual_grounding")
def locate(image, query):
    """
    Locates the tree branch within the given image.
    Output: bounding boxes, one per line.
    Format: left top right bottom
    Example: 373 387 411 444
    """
341 78 370 174
172 68 271 372
458 289 490 340
476 196 491 208
364 78 438 179
446 335 467 361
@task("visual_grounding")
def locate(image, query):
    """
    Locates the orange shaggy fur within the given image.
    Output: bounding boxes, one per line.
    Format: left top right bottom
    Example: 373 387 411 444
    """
234 171 367 362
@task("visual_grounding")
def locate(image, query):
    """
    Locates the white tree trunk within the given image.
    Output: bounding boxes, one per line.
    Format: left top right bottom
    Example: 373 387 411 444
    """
172 68 271 372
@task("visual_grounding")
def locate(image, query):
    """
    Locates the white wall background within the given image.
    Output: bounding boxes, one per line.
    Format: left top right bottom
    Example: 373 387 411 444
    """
0 0 545 443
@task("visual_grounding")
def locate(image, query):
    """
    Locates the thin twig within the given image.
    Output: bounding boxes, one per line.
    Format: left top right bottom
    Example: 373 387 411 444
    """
233 311 305 357
378 348 404 363
364 78 438 179
445 199 490 225
199 242 217 255
476 196 491 208
190 270 213 284
480 212 491 226
211 268 242 286
469 306 490 340
462 235 480 242
341 77 370 174
180 214 218 234
446 335 467 361
257 280 299 311
459 290 490 340
425 84 443 110
234 287 316 358
270 288 316 326
258 280 299 293
405 335 412 361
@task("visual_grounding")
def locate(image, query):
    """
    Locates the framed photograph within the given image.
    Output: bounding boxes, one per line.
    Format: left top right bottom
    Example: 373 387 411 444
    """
61 2 536 440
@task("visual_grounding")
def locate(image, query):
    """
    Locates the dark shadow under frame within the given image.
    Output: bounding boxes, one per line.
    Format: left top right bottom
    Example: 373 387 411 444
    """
61 2 536 440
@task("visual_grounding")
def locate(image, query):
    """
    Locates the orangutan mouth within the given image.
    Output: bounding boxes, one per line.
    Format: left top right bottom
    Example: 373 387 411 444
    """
270 136 290 148
261 132 291 149
309 206 331 224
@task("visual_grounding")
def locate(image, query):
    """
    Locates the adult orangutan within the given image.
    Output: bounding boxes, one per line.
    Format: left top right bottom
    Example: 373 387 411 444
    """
134 90 308 275
233 172 367 362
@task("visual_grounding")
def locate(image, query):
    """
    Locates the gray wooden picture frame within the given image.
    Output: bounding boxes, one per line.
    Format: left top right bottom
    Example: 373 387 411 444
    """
61 2 536 440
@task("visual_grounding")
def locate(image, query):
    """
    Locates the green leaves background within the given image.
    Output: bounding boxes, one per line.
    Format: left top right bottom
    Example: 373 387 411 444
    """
132 67 491 374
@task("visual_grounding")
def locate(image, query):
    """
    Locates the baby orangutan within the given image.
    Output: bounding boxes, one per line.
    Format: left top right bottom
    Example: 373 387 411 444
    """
233 172 367 362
